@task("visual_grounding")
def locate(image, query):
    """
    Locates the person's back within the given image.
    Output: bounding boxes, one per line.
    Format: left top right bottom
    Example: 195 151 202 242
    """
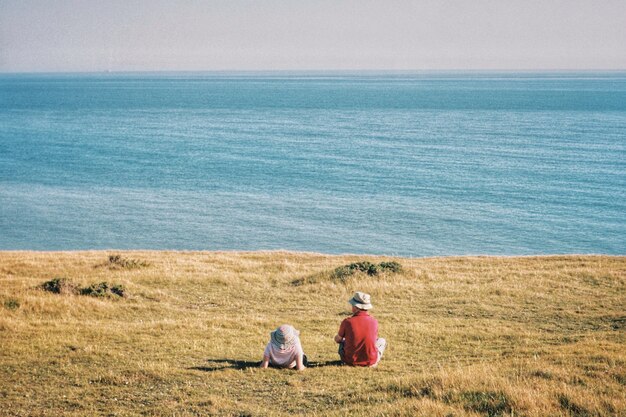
335 291 386 367
260 324 306 370
339 310 379 366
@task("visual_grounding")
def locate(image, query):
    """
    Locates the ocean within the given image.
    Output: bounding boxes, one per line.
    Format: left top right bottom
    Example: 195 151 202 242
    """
0 72 625 256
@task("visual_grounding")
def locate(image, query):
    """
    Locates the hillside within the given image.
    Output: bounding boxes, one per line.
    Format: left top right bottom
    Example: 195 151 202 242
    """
1 252 624 416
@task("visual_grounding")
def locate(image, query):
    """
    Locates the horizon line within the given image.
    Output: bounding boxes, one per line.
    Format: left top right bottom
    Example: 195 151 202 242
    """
2 68 626 76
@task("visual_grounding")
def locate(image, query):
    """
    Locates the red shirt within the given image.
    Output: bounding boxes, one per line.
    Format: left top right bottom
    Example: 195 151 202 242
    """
338 310 378 366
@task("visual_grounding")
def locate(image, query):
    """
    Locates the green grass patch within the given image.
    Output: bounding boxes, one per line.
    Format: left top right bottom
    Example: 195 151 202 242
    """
80 282 126 298
41 278 126 298
97 254 150 270
3 298 20 310
293 260 403 285
40 277 79 294
457 391 512 417
558 393 592 417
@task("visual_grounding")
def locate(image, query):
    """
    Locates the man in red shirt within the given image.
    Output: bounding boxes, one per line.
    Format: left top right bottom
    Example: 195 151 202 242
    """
334 291 387 367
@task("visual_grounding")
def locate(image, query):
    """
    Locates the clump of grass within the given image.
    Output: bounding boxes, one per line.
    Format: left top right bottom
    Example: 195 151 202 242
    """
610 316 625 330
110 284 126 297
333 261 379 280
385 380 438 399
41 278 126 298
293 260 403 285
558 393 591 417
40 277 79 295
385 379 514 416
3 298 20 310
378 261 403 273
612 372 626 385
531 370 553 380
333 260 402 281
80 282 110 297
98 254 150 270
80 282 126 298
458 391 512 417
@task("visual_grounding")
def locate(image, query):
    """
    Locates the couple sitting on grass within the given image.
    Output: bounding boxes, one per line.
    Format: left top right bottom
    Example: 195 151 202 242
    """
260 291 387 370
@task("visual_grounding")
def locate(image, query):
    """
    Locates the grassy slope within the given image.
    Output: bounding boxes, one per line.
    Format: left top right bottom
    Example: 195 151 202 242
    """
0 251 625 416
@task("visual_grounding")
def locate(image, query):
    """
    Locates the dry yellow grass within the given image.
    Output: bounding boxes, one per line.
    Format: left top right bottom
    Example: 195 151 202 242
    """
1 251 624 416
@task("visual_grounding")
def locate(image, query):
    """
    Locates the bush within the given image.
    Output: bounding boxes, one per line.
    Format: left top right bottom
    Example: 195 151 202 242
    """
81 282 126 298
41 278 126 298
379 261 403 273
332 262 377 282
41 277 79 295
293 260 404 285
111 284 126 297
331 261 403 282
80 282 111 297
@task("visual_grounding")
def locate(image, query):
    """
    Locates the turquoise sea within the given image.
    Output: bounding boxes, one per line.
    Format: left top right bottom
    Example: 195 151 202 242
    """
0 72 625 256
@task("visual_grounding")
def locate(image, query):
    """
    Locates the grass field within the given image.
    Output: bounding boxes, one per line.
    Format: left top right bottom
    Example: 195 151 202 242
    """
1 251 625 416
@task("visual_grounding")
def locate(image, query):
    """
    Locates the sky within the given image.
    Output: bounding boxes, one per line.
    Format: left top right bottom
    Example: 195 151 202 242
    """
1 0 625 72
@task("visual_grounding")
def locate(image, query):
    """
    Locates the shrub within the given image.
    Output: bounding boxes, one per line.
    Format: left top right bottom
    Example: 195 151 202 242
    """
111 284 126 297
80 282 111 297
331 261 402 282
293 260 404 285
81 282 126 298
41 277 79 295
379 261 403 273
40 278 126 298
333 262 378 281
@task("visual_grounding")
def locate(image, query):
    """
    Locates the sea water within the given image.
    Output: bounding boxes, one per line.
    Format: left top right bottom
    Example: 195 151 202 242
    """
0 72 625 256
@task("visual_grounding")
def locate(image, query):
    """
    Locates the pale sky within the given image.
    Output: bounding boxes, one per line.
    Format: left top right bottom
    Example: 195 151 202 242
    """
1 0 625 72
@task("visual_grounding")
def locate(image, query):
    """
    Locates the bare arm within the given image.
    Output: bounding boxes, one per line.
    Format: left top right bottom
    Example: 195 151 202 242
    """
260 356 269 368
295 354 305 371
336 320 346 344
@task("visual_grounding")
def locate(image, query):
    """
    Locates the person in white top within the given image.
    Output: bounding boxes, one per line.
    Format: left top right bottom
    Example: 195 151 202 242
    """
260 324 306 371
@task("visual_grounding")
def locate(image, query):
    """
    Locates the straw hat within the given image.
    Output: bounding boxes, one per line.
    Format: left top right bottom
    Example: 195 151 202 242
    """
349 291 373 310
270 324 299 350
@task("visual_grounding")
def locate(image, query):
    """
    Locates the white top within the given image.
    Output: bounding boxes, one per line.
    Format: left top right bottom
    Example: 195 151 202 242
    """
264 339 304 368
